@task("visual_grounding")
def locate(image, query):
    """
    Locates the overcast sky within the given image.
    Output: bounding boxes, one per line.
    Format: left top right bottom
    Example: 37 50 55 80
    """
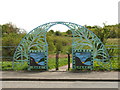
0 0 119 32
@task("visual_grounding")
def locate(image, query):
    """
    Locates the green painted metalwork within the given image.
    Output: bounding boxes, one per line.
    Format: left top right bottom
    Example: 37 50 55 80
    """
13 21 110 70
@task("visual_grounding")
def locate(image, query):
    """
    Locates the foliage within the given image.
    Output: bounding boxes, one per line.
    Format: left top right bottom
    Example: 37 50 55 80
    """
2 22 26 35
54 31 62 36
46 35 72 54
47 30 54 36
86 24 120 44
1 23 26 61
66 30 72 35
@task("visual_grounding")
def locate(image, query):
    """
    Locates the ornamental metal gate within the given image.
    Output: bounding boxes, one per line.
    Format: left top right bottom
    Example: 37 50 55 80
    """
13 22 110 71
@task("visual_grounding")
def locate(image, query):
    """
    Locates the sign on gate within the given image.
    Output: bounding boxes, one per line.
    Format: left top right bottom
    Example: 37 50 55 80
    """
73 49 93 70
28 50 47 70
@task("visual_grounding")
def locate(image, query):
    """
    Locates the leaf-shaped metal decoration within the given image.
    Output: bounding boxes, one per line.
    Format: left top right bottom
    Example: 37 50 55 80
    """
13 22 110 70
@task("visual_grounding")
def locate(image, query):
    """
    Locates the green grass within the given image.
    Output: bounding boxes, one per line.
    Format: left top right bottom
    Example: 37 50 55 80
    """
2 58 72 71
1 61 13 70
48 58 72 69
93 59 119 71
2 58 119 71
1 61 28 71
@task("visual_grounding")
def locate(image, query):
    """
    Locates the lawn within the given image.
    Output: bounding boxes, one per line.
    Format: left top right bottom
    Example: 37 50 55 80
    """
1 57 72 71
48 57 72 69
2 57 119 71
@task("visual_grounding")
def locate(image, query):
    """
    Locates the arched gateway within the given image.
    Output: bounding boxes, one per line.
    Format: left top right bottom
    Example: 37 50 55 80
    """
13 22 110 71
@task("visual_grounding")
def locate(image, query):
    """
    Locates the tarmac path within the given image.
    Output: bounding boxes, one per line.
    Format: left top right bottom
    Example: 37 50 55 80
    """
2 81 118 88
1 64 119 88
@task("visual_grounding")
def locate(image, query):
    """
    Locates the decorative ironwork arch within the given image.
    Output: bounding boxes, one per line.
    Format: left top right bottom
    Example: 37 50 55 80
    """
13 21 110 70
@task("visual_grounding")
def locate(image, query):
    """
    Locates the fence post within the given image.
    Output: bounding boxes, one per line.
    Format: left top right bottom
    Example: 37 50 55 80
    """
56 51 59 70
68 53 70 71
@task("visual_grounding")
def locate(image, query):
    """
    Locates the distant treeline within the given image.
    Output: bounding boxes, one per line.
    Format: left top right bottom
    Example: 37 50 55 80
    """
1 22 119 61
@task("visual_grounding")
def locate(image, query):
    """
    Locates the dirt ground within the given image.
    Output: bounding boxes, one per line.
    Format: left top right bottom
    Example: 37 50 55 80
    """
48 54 72 58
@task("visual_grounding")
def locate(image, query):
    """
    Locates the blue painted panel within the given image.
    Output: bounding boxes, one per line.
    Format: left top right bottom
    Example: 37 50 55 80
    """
75 52 92 66
30 52 45 66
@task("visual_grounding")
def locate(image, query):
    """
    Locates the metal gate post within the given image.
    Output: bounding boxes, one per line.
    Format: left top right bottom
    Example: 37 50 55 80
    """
56 52 59 70
68 53 70 71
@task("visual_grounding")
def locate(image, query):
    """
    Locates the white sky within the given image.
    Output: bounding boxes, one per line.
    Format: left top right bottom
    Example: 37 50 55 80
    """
0 0 119 32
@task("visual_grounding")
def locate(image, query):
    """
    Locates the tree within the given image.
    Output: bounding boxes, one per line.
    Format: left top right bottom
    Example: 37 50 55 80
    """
2 22 20 34
1 23 26 61
93 25 110 44
47 30 54 36
47 36 56 53
66 30 72 35
55 42 63 52
117 24 120 38
67 46 72 54
49 30 54 34
54 31 62 36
